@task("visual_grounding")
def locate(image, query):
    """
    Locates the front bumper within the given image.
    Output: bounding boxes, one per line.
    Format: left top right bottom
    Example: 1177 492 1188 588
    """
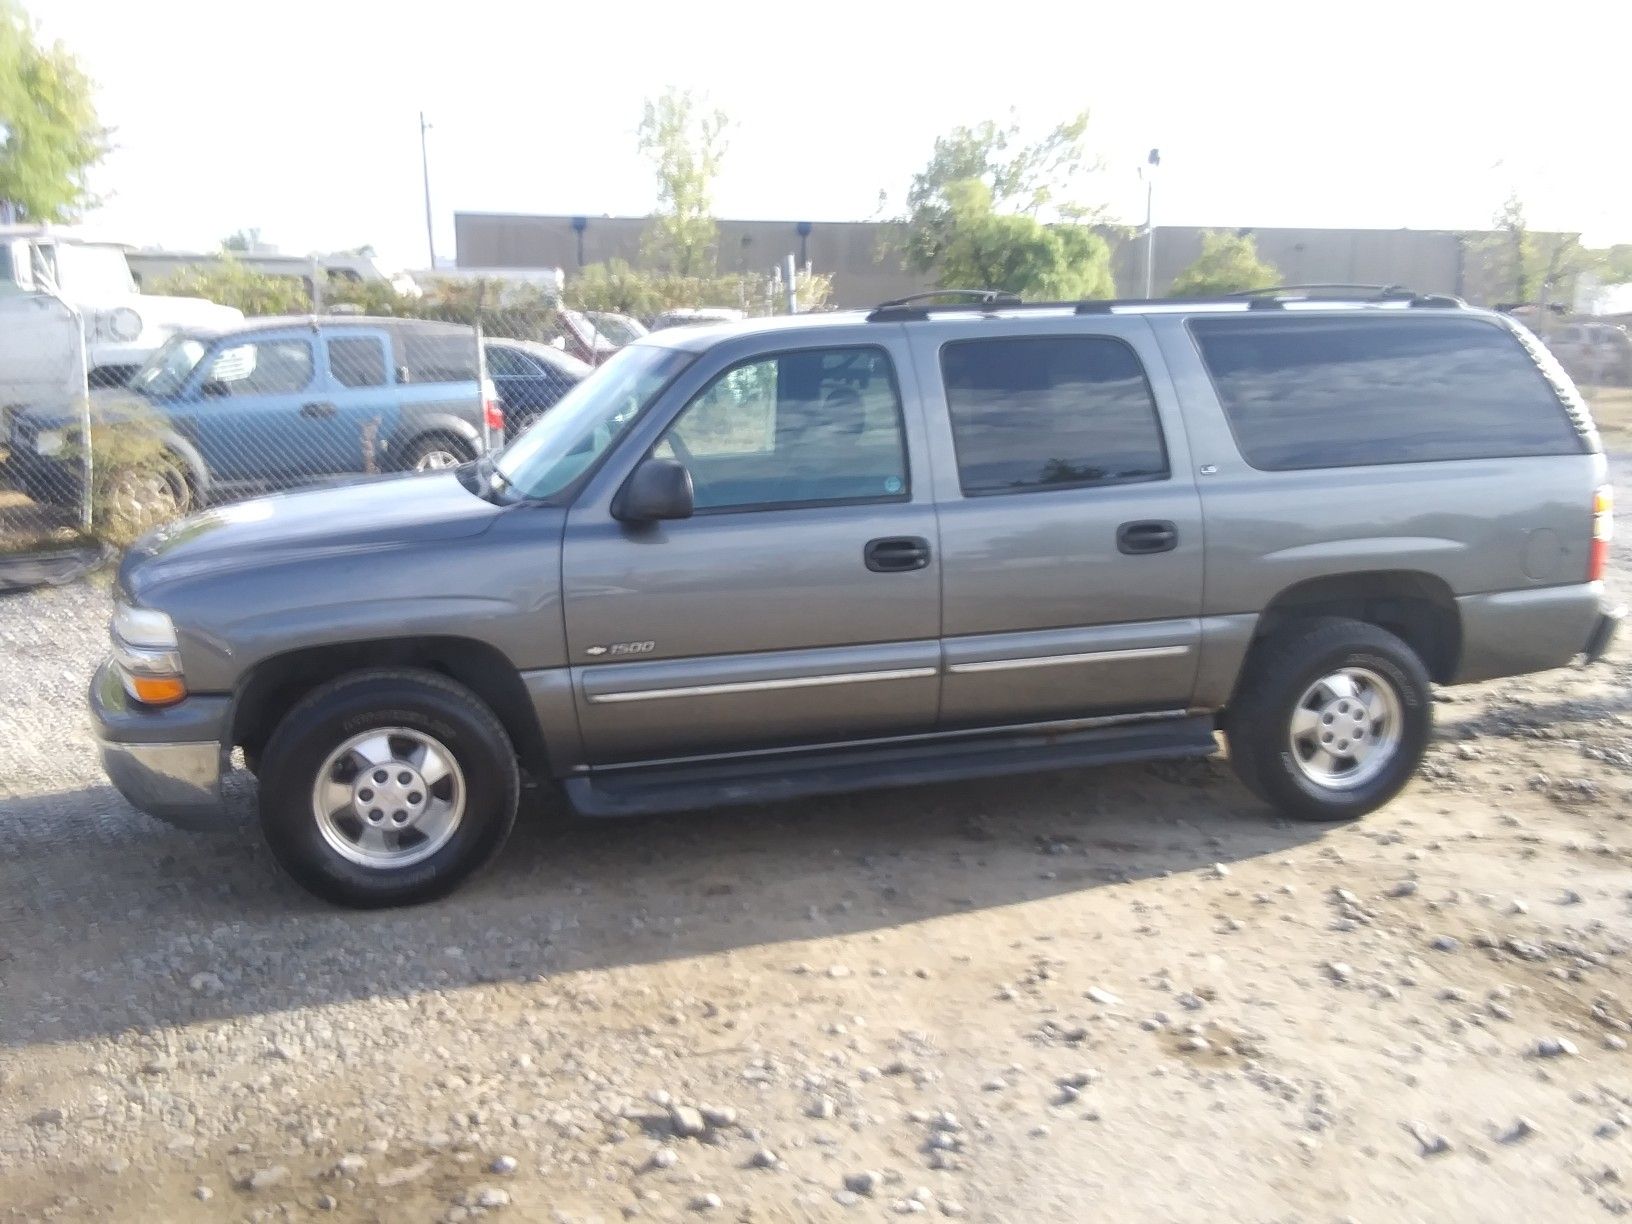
90 660 233 830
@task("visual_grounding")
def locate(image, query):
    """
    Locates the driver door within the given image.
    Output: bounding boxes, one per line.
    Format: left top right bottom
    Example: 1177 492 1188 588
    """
560 339 941 765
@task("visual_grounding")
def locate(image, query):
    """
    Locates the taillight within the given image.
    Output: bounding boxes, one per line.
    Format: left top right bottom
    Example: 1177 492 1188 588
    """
1589 485 1613 582
483 397 505 432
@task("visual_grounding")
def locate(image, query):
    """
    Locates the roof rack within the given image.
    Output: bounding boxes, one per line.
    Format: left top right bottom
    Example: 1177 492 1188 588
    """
865 285 1465 321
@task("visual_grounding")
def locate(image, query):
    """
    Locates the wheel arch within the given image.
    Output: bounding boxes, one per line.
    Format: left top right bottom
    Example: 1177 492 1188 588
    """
1248 570 1462 685
231 636 551 778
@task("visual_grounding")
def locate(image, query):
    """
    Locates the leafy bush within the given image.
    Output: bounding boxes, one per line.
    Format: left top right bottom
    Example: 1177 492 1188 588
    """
564 258 832 319
58 398 186 547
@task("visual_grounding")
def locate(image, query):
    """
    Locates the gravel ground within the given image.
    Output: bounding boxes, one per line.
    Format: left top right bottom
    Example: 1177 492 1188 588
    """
1 461 1629 1222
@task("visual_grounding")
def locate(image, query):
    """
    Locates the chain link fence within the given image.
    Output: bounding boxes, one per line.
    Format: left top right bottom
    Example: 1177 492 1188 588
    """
1 254 829 588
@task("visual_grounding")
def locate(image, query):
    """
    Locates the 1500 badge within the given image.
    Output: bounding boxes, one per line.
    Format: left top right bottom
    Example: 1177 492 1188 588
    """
584 641 656 657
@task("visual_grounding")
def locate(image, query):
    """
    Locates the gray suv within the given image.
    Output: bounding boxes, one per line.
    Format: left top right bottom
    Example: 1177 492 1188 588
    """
91 288 1622 907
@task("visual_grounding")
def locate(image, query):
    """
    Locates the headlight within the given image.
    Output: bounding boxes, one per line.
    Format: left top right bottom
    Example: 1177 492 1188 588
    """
111 602 187 706
34 429 66 457
108 307 144 342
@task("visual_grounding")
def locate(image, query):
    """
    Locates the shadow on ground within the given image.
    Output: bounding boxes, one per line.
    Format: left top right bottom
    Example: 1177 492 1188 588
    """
0 756 1328 1048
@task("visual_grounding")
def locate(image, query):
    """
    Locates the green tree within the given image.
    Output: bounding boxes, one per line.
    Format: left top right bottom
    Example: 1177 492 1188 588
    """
1166 231 1280 297
935 180 1115 300
0 0 109 220
902 112 1099 274
638 88 729 277
220 227 262 252
1474 193 1598 307
898 112 1113 298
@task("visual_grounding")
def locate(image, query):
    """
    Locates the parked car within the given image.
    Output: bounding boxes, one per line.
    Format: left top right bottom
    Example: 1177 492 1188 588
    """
485 337 589 435
9 316 499 511
0 226 242 424
92 289 1619 907
649 307 746 331
1544 320 1632 387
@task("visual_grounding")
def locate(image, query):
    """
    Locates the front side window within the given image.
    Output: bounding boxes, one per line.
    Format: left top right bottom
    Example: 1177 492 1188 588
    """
941 336 1169 496
658 346 908 512
202 339 314 397
1190 316 1585 470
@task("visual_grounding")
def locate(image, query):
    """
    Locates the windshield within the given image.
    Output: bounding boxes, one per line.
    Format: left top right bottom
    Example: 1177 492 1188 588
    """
50 242 138 297
494 344 692 499
130 334 209 398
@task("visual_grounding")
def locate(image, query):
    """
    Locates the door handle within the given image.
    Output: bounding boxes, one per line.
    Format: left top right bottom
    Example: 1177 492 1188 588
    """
864 536 931 573
300 401 337 419
1117 520 1178 555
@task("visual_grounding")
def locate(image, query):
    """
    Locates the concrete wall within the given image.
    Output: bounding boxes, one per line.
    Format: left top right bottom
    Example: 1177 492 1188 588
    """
455 213 937 308
457 212 1564 308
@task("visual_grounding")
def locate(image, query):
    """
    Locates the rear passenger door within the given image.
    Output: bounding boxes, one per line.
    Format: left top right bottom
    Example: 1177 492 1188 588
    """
908 319 1205 728
322 331 399 474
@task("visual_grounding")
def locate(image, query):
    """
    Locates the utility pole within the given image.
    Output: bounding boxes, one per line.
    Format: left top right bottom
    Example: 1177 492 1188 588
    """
1142 148 1161 299
419 111 437 268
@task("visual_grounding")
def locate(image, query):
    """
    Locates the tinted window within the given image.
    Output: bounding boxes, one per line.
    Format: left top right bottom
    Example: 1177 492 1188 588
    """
486 345 541 378
204 339 313 396
1191 317 1583 470
328 335 388 388
940 336 1168 495
659 346 908 512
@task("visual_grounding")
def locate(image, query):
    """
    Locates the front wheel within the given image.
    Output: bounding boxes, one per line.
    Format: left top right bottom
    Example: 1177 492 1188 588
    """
1223 618 1431 822
257 669 519 907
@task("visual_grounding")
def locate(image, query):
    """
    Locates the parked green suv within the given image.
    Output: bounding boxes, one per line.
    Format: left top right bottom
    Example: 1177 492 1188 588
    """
92 288 1621 907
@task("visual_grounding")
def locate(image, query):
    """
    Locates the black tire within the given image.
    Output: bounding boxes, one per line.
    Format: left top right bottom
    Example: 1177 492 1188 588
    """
257 668 519 908
1222 618 1431 823
402 432 475 472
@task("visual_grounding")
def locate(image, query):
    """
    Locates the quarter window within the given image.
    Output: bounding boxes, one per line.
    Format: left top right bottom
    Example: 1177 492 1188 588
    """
1190 316 1584 470
940 336 1169 496
659 347 908 512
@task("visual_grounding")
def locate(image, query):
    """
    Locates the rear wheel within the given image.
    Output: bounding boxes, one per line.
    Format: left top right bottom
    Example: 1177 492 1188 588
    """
404 433 475 472
1223 618 1430 822
257 669 519 907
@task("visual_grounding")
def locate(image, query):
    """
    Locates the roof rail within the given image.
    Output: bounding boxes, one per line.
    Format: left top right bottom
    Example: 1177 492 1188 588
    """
867 289 1022 321
1230 283 1411 299
864 286 1467 322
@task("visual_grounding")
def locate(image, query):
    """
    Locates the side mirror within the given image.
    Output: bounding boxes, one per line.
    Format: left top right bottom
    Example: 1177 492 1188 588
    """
614 457 694 523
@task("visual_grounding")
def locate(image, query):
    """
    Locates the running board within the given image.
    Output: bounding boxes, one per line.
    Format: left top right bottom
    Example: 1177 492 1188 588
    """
563 716 1219 818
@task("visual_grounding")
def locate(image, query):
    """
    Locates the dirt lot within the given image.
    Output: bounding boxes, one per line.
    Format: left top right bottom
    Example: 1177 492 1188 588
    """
1 460 1628 1223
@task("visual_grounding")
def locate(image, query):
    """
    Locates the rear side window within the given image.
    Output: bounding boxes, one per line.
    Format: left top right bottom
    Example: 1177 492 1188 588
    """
328 335 388 388
940 336 1168 496
1191 316 1584 470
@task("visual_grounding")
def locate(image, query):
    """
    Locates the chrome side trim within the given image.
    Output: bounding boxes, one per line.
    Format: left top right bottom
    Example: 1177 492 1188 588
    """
946 644 1190 675
587 666 939 706
581 708 1198 773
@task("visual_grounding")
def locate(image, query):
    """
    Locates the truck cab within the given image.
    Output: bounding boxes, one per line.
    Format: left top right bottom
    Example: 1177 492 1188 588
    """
0 226 242 415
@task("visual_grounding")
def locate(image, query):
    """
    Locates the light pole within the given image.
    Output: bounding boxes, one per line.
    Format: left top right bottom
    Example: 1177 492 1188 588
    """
1141 148 1161 299
419 112 436 267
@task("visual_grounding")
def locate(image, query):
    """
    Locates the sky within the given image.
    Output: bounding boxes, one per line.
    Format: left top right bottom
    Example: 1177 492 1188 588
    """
29 0 1632 273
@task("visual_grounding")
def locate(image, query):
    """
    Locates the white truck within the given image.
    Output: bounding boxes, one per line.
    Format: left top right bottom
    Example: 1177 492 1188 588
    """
0 226 243 417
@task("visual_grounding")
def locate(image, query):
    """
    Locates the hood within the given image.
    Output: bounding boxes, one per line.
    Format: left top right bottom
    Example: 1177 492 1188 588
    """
120 471 503 602
132 294 244 329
